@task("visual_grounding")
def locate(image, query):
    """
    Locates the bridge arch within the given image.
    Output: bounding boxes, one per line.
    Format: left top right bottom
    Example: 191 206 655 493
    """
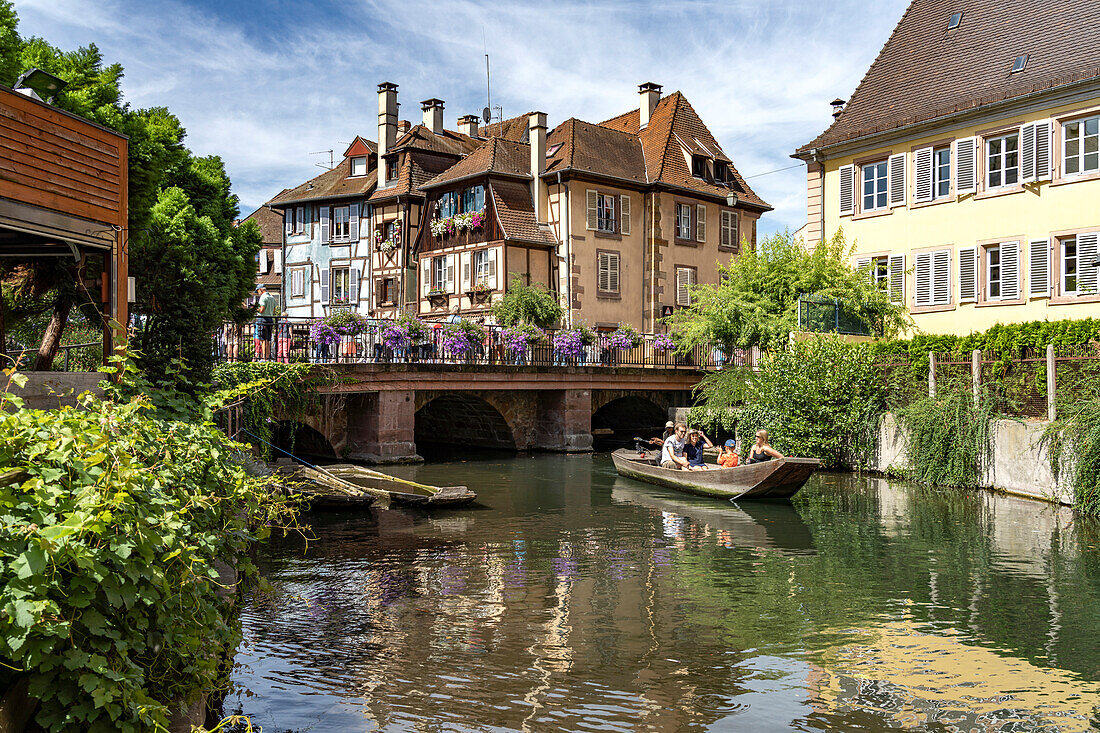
273 419 338 459
591 395 669 450
414 393 519 451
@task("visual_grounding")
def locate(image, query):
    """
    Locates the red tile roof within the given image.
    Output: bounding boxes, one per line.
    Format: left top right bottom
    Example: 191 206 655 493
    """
544 118 649 184
391 124 482 157
241 205 284 245
491 179 556 247
421 137 531 189
798 0 1100 154
482 114 530 142
266 157 376 206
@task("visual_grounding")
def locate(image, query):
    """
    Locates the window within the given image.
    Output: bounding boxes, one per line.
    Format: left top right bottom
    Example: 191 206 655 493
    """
1011 54 1028 73
378 276 397 305
350 156 367 177
987 244 1001 299
547 142 563 157
986 132 1019 188
473 250 491 285
914 249 951 306
933 147 951 199
1059 235 1098 295
386 158 398 182
675 266 696 306
1064 116 1099 176
295 206 305 234
438 191 459 218
676 203 692 240
331 268 351 304
432 256 447 290
332 206 350 241
714 161 729 184
596 193 616 233
947 11 962 29
462 185 485 213
719 210 739 251
1064 239 1078 293
290 267 306 298
691 155 708 179
871 256 889 290
861 161 888 211
597 250 620 295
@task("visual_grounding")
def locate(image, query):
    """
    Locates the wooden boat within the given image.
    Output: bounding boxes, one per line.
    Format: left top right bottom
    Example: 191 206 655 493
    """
610 449 820 500
274 460 477 509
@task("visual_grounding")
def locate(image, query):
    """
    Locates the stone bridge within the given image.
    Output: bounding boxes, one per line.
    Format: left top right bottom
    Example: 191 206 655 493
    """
278 363 700 462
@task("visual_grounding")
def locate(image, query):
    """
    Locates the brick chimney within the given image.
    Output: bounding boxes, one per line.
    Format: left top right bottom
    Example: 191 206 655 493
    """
458 114 480 139
397 119 411 135
377 82 398 188
421 98 445 135
529 111 547 224
639 82 661 129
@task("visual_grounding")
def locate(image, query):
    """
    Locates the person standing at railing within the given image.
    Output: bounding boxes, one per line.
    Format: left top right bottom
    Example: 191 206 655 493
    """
255 285 277 360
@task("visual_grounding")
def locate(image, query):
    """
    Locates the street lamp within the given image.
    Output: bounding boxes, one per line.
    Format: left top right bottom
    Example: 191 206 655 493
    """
726 191 739 208
14 67 67 103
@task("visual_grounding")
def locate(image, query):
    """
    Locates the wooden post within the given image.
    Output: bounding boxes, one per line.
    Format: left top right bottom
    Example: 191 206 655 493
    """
1047 343 1056 421
972 349 981 405
928 351 936 398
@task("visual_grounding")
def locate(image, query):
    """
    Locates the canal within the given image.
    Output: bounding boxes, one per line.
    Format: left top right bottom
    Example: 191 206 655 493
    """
224 454 1100 732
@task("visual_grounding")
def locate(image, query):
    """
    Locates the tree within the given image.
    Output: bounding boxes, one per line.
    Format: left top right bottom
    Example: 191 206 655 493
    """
0 2 258 385
666 230 910 351
492 276 564 328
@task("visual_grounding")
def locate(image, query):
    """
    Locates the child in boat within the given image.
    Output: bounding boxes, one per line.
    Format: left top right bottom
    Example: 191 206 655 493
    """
717 439 739 468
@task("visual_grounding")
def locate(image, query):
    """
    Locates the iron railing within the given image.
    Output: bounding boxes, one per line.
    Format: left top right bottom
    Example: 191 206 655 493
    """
2 341 102 372
215 317 751 371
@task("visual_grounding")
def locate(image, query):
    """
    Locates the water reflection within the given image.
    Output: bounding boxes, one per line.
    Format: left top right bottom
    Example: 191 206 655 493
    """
226 455 1100 732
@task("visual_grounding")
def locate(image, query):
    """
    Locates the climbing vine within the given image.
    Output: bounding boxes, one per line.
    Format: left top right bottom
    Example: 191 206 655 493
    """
1043 381 1100 515
895 383 997 489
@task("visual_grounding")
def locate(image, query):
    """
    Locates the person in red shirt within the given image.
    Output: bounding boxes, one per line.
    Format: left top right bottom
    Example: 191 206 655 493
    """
717 439 740 468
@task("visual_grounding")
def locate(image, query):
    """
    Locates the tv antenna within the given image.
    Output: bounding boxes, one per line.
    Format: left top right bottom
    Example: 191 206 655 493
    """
484 54 492 125
310 149 334 170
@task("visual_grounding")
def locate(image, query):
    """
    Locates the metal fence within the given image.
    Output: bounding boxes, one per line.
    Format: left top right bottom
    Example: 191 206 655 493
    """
215 317 752 371
797 295 876 337
2 341 103 372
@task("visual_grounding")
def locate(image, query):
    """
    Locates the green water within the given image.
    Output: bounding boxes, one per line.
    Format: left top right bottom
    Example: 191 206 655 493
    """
225 454 1100 732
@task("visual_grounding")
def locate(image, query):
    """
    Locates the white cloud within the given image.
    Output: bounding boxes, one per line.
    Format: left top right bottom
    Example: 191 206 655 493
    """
12 0 907 233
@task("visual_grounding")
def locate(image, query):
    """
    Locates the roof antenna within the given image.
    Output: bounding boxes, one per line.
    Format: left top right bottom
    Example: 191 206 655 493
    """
310 149 334 170
483 53 492 126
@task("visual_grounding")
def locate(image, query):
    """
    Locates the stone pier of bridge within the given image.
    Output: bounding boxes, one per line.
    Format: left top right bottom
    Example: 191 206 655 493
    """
281 363 701 463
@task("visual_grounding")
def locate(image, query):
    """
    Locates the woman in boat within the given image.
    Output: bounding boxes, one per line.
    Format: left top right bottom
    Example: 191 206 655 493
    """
683 430 714 471
745 429 784 464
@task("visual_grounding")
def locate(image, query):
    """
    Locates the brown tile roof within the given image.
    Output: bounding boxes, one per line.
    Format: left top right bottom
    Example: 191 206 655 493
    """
369 150 458 202
598 92 769 210
544 118 648 184
798 0 1100 154
241 205 284 245
391 124 482 157
421 137 531 189
490 179 556 247
265 157 376 207
482 114 529 142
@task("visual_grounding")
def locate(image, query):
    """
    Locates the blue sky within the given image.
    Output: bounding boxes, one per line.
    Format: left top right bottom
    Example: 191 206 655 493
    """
13 0 908 236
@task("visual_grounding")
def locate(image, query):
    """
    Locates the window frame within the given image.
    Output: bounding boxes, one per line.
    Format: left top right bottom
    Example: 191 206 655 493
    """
719 209 739 252
871 255 889 291
432 255 447 290
386 158 398 182
932 146 951 200
596 193 617 234
691 155 708 179
1062 115 1100 178
986 244 1002 300
1062 238 1080 295
472 249 491 285
596 249 621 297
985 131 1020 189
349 156 367 177
860 160 889 212
674 265 697 307
675 202 693 241
332 205 351 241
330 267 351 304
290 267 306 298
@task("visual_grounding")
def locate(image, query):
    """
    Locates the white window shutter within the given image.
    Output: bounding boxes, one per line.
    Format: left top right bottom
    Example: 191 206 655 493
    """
915 251 932 306
302 206 311 239
350 267 360 303
304 267 312 301
1077 233 1099 294
676 268 690 306
461 252 472 291
838 164 854 215
932 249 951 305
888 153 906 207
913 147 933 203
609 253 619 293
696 204 706 242
284 210 293 238
295 206 304 234
446 254 456 293
258 248 268 274
586 189 598 230
959 247 977 303
620 195 631 235
273 249 283 274
421 258 431 296
487 247 498 289
888 254 905 304
320 206 330 244
1000 241 1020 300
955 138 977 194
349 203 360 241
1034 120 1052 182
855 257 872 285
320 268 329 304
1029 238 1050 297
1020 123 1037 182
597 253 609 292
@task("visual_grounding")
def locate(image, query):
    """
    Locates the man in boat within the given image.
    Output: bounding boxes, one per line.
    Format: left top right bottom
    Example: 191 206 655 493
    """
745 429 784 464
648 421 675 448
660 423 690 470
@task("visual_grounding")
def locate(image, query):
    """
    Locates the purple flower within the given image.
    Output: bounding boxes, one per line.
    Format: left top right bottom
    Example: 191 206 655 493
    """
654 334 675 351
382 323 412 350
501 326 542 355
552 330 585 359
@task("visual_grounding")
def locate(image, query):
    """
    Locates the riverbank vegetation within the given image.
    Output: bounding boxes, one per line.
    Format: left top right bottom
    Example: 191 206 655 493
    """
0 357 299 732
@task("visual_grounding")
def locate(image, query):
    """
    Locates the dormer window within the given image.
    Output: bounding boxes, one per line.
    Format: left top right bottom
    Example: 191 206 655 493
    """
386 158 398 182
714 161 729 184
350 156 367 177
691 155 708 179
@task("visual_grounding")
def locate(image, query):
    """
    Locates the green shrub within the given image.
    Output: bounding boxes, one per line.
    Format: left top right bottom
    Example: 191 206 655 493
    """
492 276 563 328
896 384 996 489
1043 382 1100 514
690 335 885 468
0 361 297 732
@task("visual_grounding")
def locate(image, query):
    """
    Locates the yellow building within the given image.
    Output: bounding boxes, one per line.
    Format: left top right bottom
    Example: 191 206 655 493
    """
793 0 1100 335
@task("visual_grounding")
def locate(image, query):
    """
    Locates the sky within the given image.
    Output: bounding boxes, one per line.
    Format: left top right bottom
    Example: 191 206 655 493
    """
12 0 909 237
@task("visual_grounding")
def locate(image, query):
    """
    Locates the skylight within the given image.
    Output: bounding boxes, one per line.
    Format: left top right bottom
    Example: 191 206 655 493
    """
1012 54 1029 73
947 12 962 29
547 142 563 157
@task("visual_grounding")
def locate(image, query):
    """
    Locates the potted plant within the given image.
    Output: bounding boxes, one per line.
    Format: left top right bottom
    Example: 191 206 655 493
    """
607 323 643 350
427 286 449 307
441 318 486 360
468 279 493 304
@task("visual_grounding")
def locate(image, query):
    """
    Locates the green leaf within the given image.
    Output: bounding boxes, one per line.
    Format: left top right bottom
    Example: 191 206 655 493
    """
13 544 47 579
